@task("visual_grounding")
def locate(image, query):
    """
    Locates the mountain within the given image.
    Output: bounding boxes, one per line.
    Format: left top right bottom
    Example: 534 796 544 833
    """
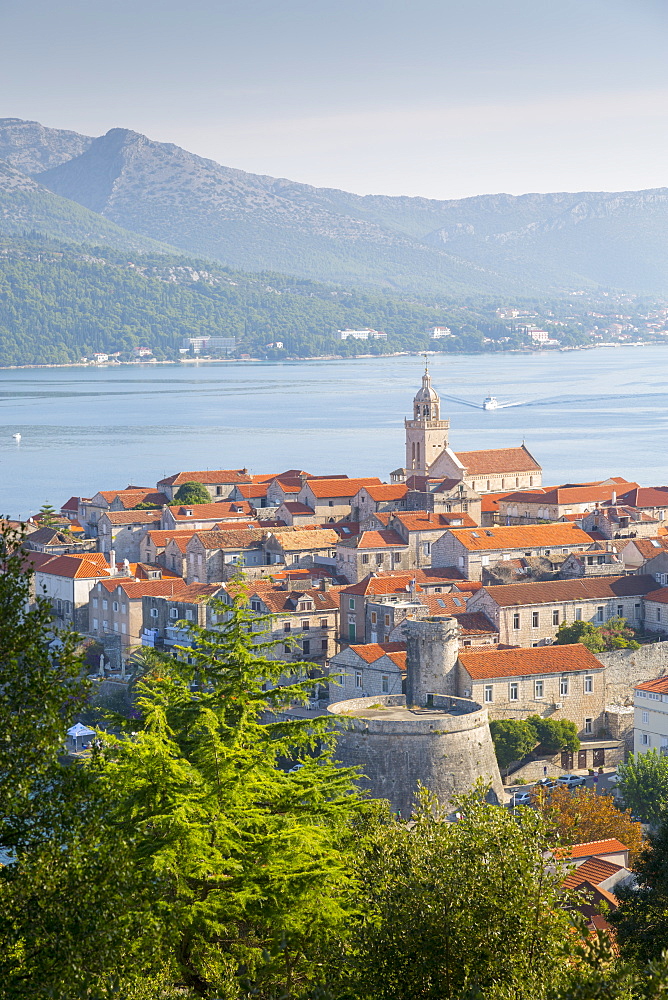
0 158 175 254
2 118 668 296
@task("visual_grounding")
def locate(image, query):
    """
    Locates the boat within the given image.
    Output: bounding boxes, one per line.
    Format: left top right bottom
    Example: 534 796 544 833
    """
12 433 21 441
483 396 499 411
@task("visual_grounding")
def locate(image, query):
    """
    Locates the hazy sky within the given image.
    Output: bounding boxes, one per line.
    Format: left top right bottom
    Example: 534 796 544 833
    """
3 0 668 199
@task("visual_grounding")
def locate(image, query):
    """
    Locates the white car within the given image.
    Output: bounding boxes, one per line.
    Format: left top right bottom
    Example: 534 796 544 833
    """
512 790 532 806
556 774 586 788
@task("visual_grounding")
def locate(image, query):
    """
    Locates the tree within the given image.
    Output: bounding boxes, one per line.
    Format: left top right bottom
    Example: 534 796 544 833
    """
0 594 363 998
534 785 644 862
173 481 212 505
528 715 580 754
37 501 58 526
338 784 584 1000
611 819 668 965
617 750 668 824
554 617 639 652
489 718 537 770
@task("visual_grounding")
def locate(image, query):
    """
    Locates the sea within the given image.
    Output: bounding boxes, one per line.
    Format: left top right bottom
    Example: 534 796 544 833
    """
1 346 668 519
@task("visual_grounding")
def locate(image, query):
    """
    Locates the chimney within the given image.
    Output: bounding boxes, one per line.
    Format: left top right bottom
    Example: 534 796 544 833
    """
611 490 617 505
320 578 330 591
109 549 116 575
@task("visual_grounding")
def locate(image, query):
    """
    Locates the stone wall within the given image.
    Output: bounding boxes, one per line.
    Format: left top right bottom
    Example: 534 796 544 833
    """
598 641 668 705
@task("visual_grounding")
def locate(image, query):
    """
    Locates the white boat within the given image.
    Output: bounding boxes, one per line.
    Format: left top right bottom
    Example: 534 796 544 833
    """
483 396 499 410
12 432 21 441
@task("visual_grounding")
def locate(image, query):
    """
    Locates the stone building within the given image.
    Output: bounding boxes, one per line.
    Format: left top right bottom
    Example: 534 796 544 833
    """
160 501 255 531
244 582 340 668
185 528 268 583
432 522 593 582
89 576 189 659
559 550 623 578
328 618 504 817
582 504 661 541
336 529 410 583
28 551 110 632
328 642 407 703
467 575 657 647
495 480 637 525
97 509 162 562
263 528 339 569
156 469 252 502
297 477 383 522
141 583 222 653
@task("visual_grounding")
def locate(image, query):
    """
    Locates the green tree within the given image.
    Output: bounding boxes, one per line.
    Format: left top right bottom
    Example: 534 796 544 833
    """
489 718 537 770
555 620 606 652
338 785 579 1000
173 480 212 505
528 715 580 754
37 501 58 526
617 750 668 824
0 595 363 998
611 819 668 965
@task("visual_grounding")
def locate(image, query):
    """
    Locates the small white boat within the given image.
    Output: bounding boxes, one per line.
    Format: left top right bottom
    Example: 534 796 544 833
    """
12 432 21 441
483 396 499 411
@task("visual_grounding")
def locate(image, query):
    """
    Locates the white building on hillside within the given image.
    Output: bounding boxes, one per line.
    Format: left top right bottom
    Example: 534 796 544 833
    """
634 676 668 755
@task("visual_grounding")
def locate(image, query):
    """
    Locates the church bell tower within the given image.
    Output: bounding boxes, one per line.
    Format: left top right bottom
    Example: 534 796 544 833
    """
404 361 450 476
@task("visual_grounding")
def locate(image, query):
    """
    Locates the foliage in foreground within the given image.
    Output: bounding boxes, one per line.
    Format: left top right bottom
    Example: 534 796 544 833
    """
617 750 668 825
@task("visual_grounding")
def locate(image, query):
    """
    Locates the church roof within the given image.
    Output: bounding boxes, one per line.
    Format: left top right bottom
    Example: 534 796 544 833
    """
455 445 541 476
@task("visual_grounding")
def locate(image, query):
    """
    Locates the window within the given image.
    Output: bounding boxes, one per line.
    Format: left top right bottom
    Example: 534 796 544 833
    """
186 610 194 621
150 608 158 618
635 603 641 617
302 639 310 655
355 670 363 689
509 682 518 701
642 733 650 746
375 553 384 564
584 718 593 735
320 618 328 628
617 605 624 618
349 624 356 642
384 614 391 627
584 675 593 693
393 552 401 563
102 620 108 631
371 611 377 625
216 486 223 496
423 542 431 557
362 554 370 564
112 601 119 613
658 608 663 622
170 608 179 619
552 610 559 626
283 621 291 633
532 611 539 628
642 710 649 724
92 618 98 629
560 676 569 697
349 598 355 610
251 600 262 612
596 606 604 622
513 612 521 630
92 597 98 608
381 674 389 694
535 679 544 699
301 619 310 631
575 608 582 621
484 685 493 703
121 623 126 635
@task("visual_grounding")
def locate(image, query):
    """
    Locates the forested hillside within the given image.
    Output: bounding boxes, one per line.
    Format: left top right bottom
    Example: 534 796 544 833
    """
0 237 538 365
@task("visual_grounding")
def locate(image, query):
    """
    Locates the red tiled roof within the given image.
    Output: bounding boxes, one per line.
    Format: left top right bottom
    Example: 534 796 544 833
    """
352 529 407 549
636 676 668 694
626 537 668 560
483 574 658 607
247 586 340 614
567 839 629 859
344 642 406 664
455 445 541 476
358 484 408 501
279 502 316 515
500 483 638 506
32 553 110 579
145 529 197 548
392 511 478 530
269 528 339 551
342 573 424 597
563 857 622 891
459 643 604 680
157 469 251 487
97 578 189 598
448 523 593 552
618 486 668 508
192 528 267 549
167 501 254 521
101 510 163 525
60 496 79 512
97 490 168 508
305 477 383 499
235 483 270 499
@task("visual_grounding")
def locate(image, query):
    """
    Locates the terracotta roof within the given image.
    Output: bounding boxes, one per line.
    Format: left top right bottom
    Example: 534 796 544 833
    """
618 486 668 508
567 839 629 859
101 510 163 525
459 643 604 680
419 593 470 615
448 523 593 552
248 586 340 614
627 538 668 560
33 553 110 579
636 676 668 694
358 484 408 501
480 491 514 512
415 567 466 582
235 483 270 499
563 857 622 891
157 583 221 602
392 512 477 530
145 529 197 548
60 496 79 512
25 526 83 545
341 573 424 597
500 483 638 506
192 528 267 549
167 501 254 521
97 489 168 508
483 574 658 607
351 529 407 549
342 642 406 664
97 578 189 598
279 502 317 515
455 445 541 476
157 469 251 487
269 528 339 551
304 477 383 499
454 611 498 636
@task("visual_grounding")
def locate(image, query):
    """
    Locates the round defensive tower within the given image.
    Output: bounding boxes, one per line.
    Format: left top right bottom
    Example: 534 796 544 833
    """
328 617 504 817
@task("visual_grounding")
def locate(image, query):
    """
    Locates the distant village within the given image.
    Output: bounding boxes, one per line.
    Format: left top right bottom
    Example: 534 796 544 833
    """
15 365 668 841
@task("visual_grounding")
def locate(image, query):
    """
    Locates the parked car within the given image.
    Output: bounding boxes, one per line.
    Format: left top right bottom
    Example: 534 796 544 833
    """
512 790 532 806
556 774 587 788
535 777 559 789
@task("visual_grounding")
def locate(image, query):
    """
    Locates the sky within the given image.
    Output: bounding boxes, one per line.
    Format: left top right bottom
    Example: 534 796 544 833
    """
2 0 668 200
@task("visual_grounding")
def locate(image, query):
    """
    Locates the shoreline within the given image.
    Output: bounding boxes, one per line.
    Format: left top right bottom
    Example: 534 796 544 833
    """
0 341 661 372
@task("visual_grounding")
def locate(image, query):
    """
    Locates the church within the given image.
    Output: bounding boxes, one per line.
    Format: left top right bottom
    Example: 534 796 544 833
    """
391 364 542 495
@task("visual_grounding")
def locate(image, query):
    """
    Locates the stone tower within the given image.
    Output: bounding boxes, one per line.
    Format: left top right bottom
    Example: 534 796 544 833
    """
404 617 460 706
404 362 450 476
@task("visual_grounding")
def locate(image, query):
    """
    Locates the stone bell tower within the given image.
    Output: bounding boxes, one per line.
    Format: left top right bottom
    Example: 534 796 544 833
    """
404 361 450 476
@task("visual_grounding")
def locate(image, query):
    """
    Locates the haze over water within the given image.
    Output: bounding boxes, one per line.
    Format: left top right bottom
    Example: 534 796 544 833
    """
1 347 667 519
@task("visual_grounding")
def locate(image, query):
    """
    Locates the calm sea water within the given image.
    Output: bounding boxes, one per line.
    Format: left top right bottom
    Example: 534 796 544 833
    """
1 347 667 519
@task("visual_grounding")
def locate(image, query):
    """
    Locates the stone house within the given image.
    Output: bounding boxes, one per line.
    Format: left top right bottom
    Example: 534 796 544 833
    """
263 528 340 569
78 488 168 537
496 480 637 525
403 476 482 525
559 550 623 578
141 583 222 653
641 586 668 635
29 551 110 631
89 576 189 659
336 529 410 584
298 477 383 522
23 525 97 556
582 505 661 541
97 509 162 561
365 591 486 644
243 583 341 669
383 511 477 569
616 486 668 522
156 469 252 502
467 575 658 647
160 501 255 531
432 523 594 582
230 481 271 507
621 537 668 573
328 642 407 703
274 502 320 526
185 528 268 583
352 484 408 517
139 529 196 568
